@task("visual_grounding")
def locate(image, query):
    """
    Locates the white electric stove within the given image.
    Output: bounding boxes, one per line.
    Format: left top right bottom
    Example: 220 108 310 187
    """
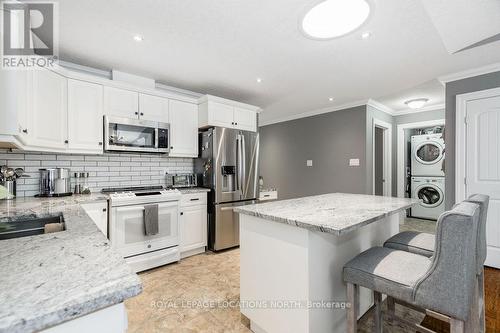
104 186 182 272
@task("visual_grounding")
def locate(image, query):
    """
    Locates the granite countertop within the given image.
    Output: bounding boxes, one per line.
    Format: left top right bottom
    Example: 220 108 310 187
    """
0 194 142 333
177 187 211 194
234 193 420 235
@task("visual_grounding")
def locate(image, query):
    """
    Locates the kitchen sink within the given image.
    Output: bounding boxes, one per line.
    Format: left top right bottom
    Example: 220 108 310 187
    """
0 214 65 240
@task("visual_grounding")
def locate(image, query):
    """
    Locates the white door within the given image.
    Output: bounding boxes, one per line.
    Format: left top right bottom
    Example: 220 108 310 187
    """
233 107 257 132
208 101 235 128
28 69 68 149
169 99 198 157
67 79 104 153
180 205 207 253
103 86 139 119
465 95 500 268
138 94 169 123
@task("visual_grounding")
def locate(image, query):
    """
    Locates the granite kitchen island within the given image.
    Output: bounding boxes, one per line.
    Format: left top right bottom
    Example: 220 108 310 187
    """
234 193 419 333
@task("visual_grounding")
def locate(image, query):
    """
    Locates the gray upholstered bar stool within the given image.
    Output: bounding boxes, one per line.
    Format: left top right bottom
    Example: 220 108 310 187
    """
343 201 481 333
383 194 489 332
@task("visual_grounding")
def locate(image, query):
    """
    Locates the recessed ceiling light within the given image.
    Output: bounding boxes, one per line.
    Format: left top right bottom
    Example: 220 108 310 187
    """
405 98 429 109
133 35 144 42
329 97 334 101
256 78 262 83
361 31 372 39
300 0 371 40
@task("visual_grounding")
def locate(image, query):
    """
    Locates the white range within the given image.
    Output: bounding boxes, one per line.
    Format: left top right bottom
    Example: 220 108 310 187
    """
105 186 182 272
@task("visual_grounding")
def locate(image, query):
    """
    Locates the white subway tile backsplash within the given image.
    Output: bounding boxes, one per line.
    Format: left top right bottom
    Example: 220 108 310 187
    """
0 149 194 197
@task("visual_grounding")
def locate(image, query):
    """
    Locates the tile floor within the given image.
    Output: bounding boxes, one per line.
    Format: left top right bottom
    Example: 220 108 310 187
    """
125 217 435 332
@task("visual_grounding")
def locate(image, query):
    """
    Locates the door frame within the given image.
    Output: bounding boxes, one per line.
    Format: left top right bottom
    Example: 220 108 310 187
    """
456 86 500 202
372 119 392 196
396 119 445 198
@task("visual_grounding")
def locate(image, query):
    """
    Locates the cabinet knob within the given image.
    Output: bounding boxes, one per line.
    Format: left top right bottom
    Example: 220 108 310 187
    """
140 112 144 116
231 122 234 125
135 112 139 115
170 146 173 149
180 212 184 216
98 142 103 146
235 122 238 125
64 140 69 144
22 129 28 134
102 208 107 212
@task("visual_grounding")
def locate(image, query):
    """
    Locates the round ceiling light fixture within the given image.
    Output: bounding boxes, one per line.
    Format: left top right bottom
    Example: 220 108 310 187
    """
300 0 371 40
405 98 429 109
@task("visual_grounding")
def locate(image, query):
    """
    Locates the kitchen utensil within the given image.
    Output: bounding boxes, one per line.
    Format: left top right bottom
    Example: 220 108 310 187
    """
6 168 15 180
0 166 7 179
14 168 24 179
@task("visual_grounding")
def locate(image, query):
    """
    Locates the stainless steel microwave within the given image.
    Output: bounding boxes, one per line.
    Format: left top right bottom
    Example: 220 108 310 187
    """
104 116 170 154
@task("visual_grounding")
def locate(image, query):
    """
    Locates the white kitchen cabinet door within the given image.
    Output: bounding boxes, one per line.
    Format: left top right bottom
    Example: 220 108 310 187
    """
103 86 139 119
169 99 198 157
180 205 207 254
138 94 169 123
81 202 108 237
67 79 104 154
27 69 68 149
207 101 235 128
15 70 30 144
233 107 257 132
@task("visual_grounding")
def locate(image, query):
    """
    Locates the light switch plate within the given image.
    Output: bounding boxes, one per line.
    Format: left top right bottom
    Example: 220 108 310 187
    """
306 160 313 167
349 158 360 166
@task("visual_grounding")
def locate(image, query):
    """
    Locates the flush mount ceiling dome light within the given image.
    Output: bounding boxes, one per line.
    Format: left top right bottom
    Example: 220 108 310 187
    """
301 0 371 40
405 98 429 109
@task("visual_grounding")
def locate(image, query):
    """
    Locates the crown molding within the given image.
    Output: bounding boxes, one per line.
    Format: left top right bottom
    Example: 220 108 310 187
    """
438 62 500 84
259 99 370 126
366 99 396 116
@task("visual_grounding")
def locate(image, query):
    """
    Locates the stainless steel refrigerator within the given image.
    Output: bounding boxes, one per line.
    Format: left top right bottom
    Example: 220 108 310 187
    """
195 127 259 251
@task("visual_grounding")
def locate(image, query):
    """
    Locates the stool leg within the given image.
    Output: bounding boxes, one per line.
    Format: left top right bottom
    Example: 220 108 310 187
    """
479 270 485 333
450 318 465 333
347 283 358 333
374 291 383 333
386 296 395 324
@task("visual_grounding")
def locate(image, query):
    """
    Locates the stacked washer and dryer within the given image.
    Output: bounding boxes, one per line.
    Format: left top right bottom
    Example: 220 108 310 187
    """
410 132 445 220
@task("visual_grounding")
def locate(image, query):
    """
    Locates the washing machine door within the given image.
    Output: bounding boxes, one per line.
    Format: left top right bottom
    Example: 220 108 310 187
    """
414 141 444 165
415 184 444 208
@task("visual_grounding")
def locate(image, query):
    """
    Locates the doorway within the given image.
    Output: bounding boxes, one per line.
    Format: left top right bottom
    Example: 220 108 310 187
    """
374 127 384 196
372 119 392 196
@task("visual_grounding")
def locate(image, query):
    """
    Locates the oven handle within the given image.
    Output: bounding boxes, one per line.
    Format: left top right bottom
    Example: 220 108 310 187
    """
154 127 159 150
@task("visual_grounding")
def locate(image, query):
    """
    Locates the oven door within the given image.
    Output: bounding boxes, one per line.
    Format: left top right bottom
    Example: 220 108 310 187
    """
104 116 162 153
110 201 179 258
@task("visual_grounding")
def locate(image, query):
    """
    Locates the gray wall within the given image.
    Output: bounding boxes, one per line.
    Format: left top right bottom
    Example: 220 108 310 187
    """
445 71 500 208
391 109 445 196
366 105 394 195
259 106 368 200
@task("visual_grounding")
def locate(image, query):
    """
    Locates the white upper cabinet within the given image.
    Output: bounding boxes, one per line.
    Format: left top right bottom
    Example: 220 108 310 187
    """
169 99 198 157
103 86 139 119
139 93 169 123
67 79 104 154
198 95 259 132
234 107 257 132
27 69 68 150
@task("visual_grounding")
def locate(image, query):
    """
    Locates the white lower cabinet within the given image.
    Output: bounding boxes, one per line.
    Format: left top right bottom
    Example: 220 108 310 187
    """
81 201 108 237
180 193 208 258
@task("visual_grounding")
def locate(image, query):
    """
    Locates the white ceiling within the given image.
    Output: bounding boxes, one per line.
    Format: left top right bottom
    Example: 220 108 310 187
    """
376 79 445 113
54 0 500 125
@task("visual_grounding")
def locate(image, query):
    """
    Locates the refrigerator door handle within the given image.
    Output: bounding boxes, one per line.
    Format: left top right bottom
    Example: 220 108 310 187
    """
241 134 247 197
236 134 241 193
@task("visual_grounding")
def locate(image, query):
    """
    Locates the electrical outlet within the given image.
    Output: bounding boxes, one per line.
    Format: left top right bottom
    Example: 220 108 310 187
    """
349 159 360 167
306 160 313 167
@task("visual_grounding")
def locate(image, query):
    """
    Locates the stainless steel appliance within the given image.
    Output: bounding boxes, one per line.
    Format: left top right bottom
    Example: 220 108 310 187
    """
37 168 72 197
195 127 259 251
105 185 182 273
104 116 170 154
166 173 198 188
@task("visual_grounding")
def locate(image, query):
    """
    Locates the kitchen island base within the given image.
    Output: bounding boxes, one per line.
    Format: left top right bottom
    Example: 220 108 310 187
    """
240 212 401 333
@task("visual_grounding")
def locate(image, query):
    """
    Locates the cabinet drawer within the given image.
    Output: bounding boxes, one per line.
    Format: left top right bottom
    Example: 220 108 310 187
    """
181 193 207 207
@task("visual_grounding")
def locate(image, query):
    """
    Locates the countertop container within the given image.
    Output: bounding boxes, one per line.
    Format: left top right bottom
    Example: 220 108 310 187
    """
37 168 73 197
